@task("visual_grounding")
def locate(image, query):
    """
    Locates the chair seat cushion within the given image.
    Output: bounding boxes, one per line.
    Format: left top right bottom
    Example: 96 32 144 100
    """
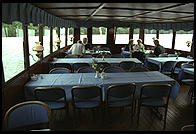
141 98 166 106
74 101 100 108
108 100 132 107
45 101 66 110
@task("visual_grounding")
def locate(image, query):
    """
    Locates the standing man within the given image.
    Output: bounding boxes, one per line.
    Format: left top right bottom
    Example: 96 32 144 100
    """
67 40 85 56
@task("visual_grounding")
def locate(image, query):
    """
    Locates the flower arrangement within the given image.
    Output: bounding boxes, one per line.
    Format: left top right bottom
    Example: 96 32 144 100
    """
186 40 191 47
175 51 181 59
100 51 107 56
92 58 103 71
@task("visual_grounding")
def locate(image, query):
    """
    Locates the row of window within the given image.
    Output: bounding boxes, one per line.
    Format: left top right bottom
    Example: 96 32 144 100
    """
2 21 193 82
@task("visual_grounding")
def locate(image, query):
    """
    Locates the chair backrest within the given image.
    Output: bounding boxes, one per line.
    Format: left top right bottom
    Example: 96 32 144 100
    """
161 61 176 72
65 54 79 58
49 67 71 74
96 54 111 58
119 61 136 71
145 54 157 58
111 54 125 58
77 66 96 73
140 83 172 104
34 87 66 102
80 54 92 58
181 63 194 69
103 66 125 73
159 53 168 57
3 101 53 131
97 62 111 72
72 63 90 72
107 83 136 105
51 63 72 70
168 54 177 57
129 66 150 72
71 85 102 107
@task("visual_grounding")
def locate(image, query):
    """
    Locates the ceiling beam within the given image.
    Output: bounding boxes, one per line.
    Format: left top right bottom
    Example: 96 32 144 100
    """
85 3 105 21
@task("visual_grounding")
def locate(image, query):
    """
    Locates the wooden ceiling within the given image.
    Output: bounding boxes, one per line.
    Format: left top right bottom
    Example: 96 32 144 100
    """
32 3 194 23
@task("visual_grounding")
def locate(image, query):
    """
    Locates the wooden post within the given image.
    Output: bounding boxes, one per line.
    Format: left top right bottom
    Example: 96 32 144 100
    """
74 28 80 43
23 25 30 70
172 30 176 50
156 30 159 39
50 27 53 54
39 25 43 59
129 28 134 40
65 28 68 47
87 27 92 44
139 29 144 43
57 27 60 50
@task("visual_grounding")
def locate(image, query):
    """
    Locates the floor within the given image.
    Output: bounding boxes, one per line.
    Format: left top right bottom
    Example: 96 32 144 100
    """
52 84 194 131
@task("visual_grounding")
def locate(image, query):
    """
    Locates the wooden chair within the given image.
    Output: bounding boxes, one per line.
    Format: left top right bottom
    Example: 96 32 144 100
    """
3 101 53 131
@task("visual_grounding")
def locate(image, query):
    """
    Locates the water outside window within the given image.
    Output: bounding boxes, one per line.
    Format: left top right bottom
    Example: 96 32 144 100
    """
2 21 25 82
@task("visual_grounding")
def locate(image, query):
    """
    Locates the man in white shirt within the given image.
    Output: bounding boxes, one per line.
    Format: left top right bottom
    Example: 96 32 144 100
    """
67 40 85 56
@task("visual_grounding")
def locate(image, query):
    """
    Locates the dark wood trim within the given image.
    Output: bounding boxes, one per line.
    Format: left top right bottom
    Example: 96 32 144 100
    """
23 25 30 70
50 27 53 54
39 25 43 59
172 30 176 50
65 28 68 47
74 28 80 43
139 29 144 43
57 27 60 50
129 28 134 39
87 27 92 44
190 32 194 57
156 30 159 39
86 3 105 21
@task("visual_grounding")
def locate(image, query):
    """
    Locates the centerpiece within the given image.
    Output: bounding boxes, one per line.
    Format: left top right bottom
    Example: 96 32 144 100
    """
100 51 107 61
175 51 181 59
92 58 103 78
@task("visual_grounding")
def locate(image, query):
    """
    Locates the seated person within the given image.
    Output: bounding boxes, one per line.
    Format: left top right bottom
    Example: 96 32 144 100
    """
83 37 91 50
67 40 85 56
133 39 145 52
152 38 165 57
124 39 134 52
137 39 145 52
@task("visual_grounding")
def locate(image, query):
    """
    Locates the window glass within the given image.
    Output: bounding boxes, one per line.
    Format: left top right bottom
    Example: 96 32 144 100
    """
144 29 156 46
28 23 39 66
60 27 65 48
80 27 87 42
133 28 139 44
53 27 58 52
92 27 107 44
67 27 74 45
175 30 193 52
159 30 173 49
2 21 25 82
115 27 129 44
43 26 50 57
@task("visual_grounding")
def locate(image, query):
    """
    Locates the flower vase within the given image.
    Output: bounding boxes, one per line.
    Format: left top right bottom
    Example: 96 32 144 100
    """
102 56 105 61
95 71 99 78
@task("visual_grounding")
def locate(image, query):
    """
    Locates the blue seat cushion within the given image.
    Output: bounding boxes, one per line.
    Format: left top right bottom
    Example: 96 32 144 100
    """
141 98 166 107
74 101 100 108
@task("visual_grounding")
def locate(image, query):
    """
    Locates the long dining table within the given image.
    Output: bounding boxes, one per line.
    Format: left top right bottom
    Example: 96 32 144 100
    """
146 57 194 71
50 57 143 69
24 71 180 102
